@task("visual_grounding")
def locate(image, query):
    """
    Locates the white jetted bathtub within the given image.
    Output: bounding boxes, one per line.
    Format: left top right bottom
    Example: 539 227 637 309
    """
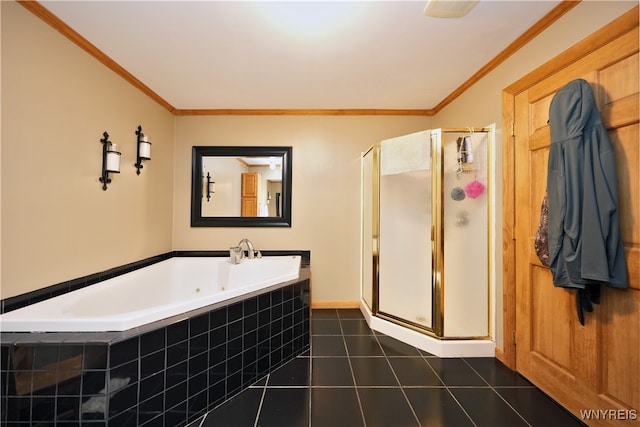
0 255 301 332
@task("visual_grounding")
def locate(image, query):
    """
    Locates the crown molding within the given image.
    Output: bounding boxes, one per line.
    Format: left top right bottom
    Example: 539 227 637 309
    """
19 0 580 117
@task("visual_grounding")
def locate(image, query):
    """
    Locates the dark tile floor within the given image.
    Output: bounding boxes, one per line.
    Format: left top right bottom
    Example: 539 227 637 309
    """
194 309 586 427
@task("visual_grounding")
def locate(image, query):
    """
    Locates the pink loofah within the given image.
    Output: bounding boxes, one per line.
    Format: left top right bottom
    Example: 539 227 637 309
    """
464 180 485 199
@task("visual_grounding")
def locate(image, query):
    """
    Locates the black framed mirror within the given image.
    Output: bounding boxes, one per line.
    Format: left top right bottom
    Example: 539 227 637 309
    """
191 146 292 227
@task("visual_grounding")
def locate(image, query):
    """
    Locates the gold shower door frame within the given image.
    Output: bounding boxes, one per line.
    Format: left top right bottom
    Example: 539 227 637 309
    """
362 127 494 339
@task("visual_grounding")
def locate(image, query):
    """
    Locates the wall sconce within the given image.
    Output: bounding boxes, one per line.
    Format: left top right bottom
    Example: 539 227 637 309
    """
134 125 152 175
205 172 216 202
99 131 121 191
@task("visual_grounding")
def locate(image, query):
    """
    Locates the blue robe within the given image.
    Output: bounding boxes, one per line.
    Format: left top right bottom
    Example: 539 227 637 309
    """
547 79 628 291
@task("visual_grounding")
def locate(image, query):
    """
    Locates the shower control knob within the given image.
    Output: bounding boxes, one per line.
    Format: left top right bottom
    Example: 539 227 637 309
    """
455 212 469 227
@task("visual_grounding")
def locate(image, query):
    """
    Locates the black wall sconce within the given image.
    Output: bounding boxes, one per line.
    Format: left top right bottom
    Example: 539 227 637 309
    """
205 172 215 202
134 125 152 175
99 131 121 191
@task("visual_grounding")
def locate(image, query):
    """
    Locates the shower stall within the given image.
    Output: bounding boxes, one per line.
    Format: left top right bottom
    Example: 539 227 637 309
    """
361 128 495 357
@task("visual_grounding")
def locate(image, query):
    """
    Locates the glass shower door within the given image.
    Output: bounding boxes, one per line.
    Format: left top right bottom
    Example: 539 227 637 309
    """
378 132 432 329
361 147 375 312
442 130 489 337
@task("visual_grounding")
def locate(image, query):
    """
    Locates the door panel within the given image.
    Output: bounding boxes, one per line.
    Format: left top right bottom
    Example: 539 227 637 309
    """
601 288 640 410
513 20 639 425
612 125 640 286
530 266 572 370
598 53 639 106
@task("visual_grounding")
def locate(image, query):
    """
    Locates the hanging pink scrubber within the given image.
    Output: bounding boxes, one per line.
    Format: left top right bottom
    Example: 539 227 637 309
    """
464 180 485 199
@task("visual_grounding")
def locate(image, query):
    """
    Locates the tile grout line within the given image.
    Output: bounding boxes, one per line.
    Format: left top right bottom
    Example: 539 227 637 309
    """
461 358 533 427
337 311 368 427
308 329 313 427
419 351 478 427
372 332 422 426
197 412 207 427
253 373 270 427
307 310 325 427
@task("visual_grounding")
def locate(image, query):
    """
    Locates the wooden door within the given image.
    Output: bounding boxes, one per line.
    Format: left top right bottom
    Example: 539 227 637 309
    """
241 172 258 216
511 10 639 425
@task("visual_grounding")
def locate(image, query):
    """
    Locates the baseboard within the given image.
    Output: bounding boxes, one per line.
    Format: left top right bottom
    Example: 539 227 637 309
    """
311 300 360 309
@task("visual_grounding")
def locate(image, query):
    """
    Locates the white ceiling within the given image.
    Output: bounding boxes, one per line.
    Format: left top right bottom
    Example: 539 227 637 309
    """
240 156 283 166
40 0 562 110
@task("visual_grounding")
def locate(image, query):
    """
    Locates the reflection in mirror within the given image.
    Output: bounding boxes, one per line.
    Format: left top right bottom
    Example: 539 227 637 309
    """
191 146 292 227
201 156 282 217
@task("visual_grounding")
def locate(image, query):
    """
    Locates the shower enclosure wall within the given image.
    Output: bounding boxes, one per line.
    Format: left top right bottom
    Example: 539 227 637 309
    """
361 128 495 357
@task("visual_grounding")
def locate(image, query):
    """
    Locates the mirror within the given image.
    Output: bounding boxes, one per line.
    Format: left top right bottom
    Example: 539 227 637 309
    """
191 146 292 227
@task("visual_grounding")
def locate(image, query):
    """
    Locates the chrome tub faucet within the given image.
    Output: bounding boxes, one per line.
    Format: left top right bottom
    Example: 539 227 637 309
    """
230 238 261 264
238 238 255 259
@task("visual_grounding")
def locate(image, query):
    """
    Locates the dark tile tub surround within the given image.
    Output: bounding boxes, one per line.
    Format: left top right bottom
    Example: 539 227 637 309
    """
0 251 311 426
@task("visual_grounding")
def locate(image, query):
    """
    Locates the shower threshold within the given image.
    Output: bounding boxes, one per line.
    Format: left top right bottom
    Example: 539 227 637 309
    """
360 303 495 358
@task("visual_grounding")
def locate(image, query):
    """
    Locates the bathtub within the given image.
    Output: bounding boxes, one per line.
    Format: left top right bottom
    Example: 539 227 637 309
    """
0 255 301 332
1 251 310 425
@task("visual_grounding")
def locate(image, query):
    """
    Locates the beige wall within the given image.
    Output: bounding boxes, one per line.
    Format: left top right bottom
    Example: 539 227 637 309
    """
1 2 175 298
172 115 431 303
433 1 638 347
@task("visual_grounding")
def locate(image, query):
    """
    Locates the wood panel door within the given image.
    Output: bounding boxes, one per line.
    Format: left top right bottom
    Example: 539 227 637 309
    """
241 172 258 217
512 13 639 425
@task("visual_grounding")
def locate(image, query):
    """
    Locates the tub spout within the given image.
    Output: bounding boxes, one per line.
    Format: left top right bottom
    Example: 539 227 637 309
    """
229 246 243 264
238 238 256 259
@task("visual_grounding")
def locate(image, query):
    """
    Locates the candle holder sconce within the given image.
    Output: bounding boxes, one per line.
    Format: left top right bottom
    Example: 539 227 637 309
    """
99 131 121 191
134 125 152 175
205 172 215 202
